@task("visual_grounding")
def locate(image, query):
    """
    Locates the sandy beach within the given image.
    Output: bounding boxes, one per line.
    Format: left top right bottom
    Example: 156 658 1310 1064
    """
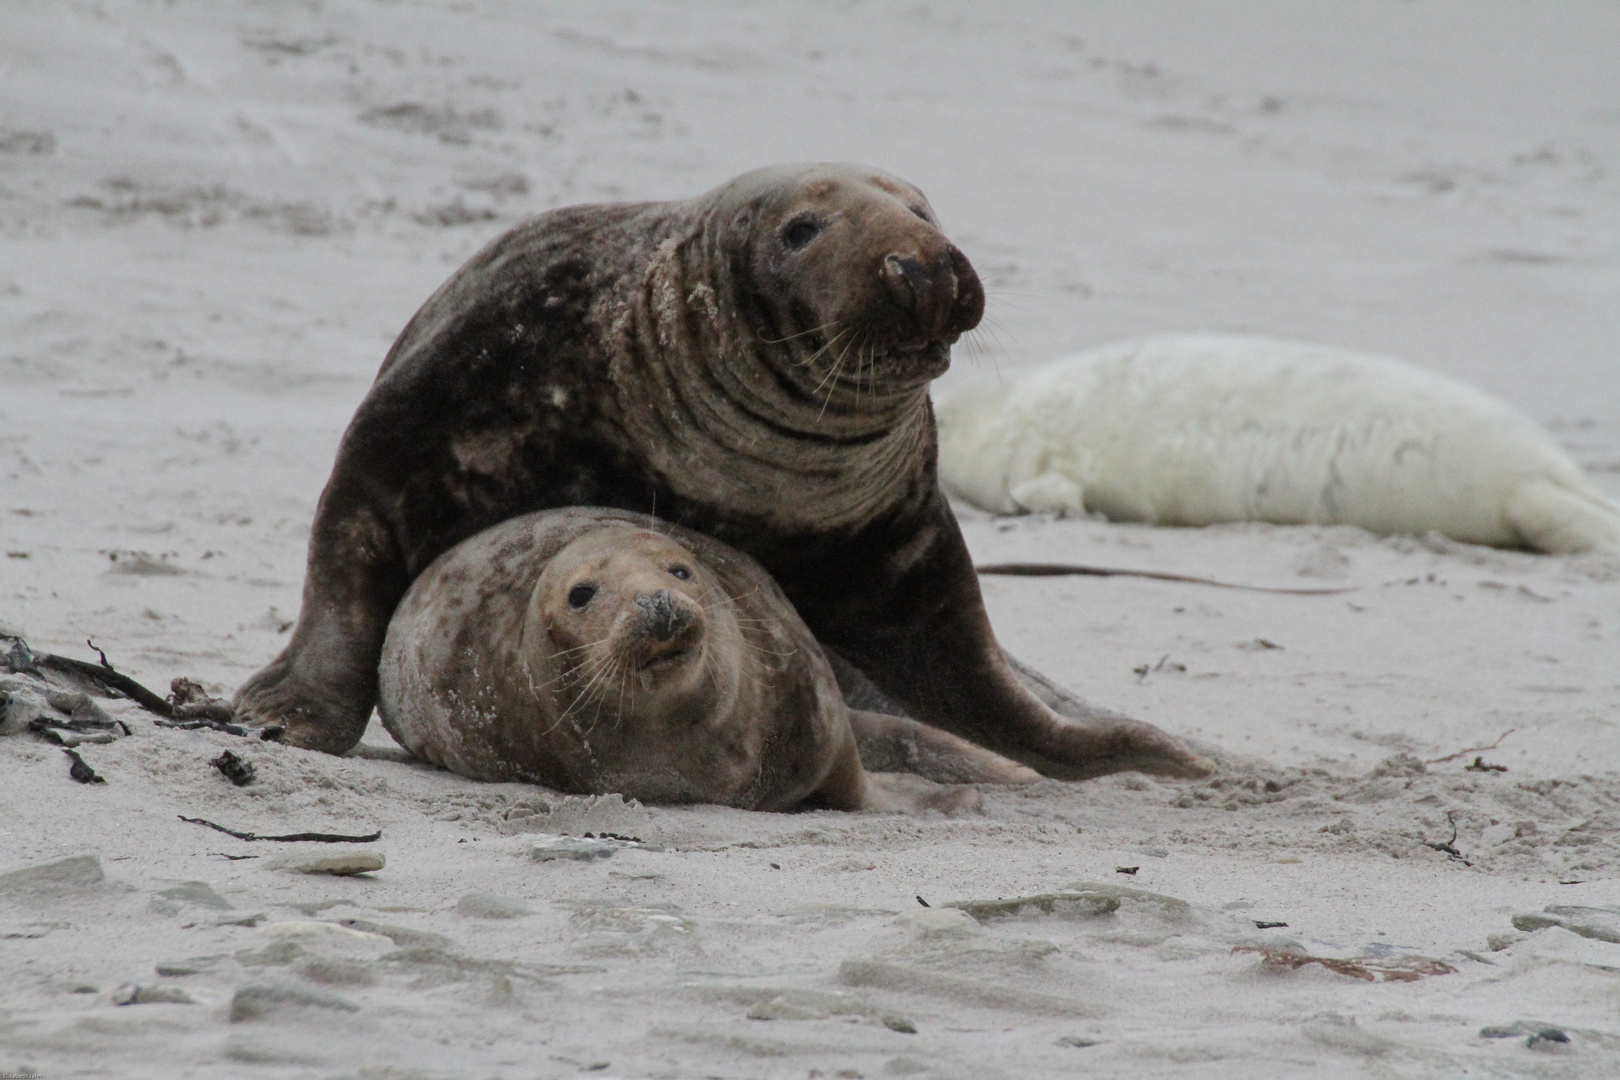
3 3 1619 1077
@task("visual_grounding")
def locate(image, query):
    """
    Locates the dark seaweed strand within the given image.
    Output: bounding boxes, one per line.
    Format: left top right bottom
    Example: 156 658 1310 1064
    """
975 563 1352 596
37 642 237 724
178 816 381 843
36 650 177 717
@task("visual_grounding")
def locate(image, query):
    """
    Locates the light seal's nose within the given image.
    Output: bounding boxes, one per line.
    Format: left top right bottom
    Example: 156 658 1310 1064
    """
634 589 689 643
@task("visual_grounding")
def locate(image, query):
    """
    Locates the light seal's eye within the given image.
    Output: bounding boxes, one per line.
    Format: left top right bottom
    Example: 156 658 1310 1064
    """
567 584 597 609
781 216 824 250
669 565 691 580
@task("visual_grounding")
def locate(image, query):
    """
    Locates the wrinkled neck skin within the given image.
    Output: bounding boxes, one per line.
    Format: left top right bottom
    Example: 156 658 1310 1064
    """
517 587 770 806
598 201 935 536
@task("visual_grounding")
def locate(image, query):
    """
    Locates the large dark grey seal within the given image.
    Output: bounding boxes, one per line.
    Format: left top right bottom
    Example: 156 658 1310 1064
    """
378 507 1033 810
235 162 1210 781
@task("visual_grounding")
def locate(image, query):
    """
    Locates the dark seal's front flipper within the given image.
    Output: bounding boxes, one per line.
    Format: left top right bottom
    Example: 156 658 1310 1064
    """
233 489 407 754
810 506 1214 783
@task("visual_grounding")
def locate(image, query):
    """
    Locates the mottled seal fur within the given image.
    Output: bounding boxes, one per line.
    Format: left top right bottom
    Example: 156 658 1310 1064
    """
236 162 1209 781
378 508 1033 810
938 334 1620 554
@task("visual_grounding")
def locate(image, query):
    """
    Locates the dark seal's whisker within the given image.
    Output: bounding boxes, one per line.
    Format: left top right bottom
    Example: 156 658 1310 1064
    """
791 324 854 371
759 318 846 346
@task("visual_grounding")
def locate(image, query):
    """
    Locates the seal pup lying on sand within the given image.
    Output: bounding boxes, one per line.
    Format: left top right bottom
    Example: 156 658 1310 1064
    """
938 334 1620 555
236 162 1209 781
378 508 1035 811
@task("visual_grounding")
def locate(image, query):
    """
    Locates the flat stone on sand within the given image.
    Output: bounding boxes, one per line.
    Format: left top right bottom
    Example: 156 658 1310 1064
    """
273 850 385 876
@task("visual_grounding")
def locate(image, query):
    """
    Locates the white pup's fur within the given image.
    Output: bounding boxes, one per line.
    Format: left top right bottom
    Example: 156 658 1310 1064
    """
937 335 1620 555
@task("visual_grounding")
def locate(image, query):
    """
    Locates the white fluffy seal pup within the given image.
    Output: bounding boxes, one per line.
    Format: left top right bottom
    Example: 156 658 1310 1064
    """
937 334 1620 555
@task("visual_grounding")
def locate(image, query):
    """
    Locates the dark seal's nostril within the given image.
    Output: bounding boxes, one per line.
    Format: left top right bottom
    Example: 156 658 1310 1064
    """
882 254 926 311
946 244 984 334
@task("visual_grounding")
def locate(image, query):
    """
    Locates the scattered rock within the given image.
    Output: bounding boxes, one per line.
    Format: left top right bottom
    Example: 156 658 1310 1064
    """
229 983 359 1022
271 850 384 876
1057 1035 1102 1048
151 881 232 914
532 836 620 862
333 919 452 950
47 691 115 726
214 912 267 928
155 957 222 977
1513 906 1620 944
297 957 377 986
1235 945 1456 982
0 854 104 897
899 907 980 936
0 681 48 736
1062 882 1196 925
945 890 1120 923
259 921 393 945
4 679 126 744
882 1014 918 1034
236 940 304 967
0 920 69 939
747 996 826 1021
455 891 535 919
112 982 197 1005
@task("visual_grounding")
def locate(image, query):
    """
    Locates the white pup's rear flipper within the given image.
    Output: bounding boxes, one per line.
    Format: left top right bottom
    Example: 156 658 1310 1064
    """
1505 477 1620 555
1008 472 1085 515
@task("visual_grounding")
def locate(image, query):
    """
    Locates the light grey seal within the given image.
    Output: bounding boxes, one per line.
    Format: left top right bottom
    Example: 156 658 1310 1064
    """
378 508 1036 811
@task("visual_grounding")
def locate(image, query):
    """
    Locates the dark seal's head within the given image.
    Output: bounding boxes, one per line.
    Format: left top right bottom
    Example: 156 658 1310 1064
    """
701 163 985 398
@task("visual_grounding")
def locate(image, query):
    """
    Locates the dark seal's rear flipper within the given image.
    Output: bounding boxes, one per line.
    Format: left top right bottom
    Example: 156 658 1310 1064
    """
847 709 1039 785
1004 655 1131 727
828 648 1211 781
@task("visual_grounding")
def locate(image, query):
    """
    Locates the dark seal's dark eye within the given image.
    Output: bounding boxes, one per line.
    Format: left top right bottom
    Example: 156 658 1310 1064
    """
910 205 932 224
781 216 824 250
567 584 597 609
669 565 691 580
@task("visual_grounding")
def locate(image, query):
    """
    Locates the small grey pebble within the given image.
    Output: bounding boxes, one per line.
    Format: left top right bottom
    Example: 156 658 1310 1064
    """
112 982 196 1005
